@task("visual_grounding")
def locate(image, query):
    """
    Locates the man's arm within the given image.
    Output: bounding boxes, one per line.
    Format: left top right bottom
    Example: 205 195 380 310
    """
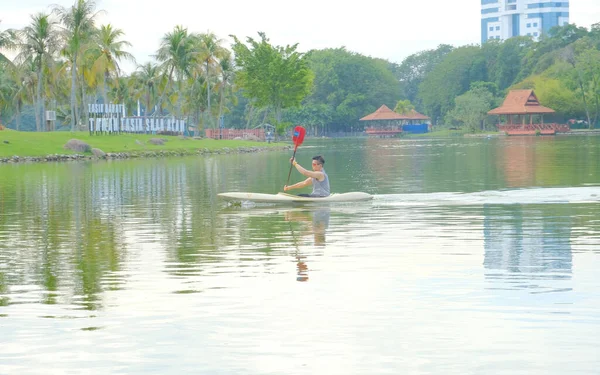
284 177 312 192
292 160 324 181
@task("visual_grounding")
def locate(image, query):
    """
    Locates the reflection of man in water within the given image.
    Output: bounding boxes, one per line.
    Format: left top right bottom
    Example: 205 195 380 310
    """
284 208 331 281
311 208 330 247
296 257 309 282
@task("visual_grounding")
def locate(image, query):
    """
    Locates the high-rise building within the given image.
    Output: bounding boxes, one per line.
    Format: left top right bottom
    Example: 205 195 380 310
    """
481 1 570 43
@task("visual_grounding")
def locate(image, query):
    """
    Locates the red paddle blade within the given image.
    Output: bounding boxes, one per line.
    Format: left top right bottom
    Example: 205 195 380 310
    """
292 126 306 147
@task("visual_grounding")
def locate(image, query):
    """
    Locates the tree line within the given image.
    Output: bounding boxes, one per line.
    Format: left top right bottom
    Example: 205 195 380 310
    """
1 0 599 134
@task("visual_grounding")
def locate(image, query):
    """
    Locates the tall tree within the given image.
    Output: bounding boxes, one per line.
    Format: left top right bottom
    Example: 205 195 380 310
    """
0 65 12 125
197 31 226 128
418 45 488 124
446 84 495 132
155 25 196 117
14 13 59 131
562 44 594 128
298 47 401 132
53 0 102 131
0 21 15 124
573 41 600 128
395 44 453 106
492 36 533 90
9 59 38 130
590 23 600 48
131 62 160 119
230 32 313 124
0 20 16 65
215 50 236 128
89 24 134 106
519 24 589 80
182 72 207 133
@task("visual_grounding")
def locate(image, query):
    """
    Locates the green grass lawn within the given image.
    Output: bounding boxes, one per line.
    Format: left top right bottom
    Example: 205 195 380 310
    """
0 130 286 158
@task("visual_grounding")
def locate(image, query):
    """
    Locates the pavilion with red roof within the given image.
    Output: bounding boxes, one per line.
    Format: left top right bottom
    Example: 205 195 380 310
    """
488 89 569 135
360 105 431 136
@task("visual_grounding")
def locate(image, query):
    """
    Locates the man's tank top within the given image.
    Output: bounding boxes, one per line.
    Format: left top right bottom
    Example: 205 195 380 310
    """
311 169 330 197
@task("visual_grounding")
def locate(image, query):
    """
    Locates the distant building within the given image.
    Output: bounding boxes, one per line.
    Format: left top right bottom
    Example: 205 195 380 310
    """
488 89 569 135
360 105 431 136
481 0 569 43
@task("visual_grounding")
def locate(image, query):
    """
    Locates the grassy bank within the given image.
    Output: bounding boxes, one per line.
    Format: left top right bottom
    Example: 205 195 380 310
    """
0 130 287 159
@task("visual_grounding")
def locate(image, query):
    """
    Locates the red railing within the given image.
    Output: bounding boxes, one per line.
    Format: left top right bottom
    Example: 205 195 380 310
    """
365 127 402 135
497 123 570 135
205 128 265 140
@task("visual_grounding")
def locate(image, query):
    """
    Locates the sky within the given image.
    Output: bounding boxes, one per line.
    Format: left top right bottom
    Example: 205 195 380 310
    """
2 0 600 74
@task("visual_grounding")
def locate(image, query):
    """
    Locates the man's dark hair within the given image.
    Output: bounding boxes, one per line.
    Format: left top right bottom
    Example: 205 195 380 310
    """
312 155 325 165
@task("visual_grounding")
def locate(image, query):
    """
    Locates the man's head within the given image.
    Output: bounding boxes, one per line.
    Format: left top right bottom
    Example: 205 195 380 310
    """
311 155 325 170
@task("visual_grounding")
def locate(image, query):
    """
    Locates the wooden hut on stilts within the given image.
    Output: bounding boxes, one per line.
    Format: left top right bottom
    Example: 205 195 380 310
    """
360 105 431 137
359 105 404 137
488 89 569 135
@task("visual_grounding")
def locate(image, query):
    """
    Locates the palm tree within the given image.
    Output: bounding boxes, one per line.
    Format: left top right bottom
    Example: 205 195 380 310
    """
53 0 102 131
47 57 71 101
0 21 17 125
10 59 38 130
131 62 160 120
14 13 60 131
108 76 130 114
182 72 207 135
215 51 236 127
0 20 16 64
89 24 134 106
51 60 75 129
197 32 226 129
79 38 104 130
154 25 196 117
0 66 12 124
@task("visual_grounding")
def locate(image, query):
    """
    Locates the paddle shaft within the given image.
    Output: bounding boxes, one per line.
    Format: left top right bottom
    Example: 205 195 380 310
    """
285 145 299 187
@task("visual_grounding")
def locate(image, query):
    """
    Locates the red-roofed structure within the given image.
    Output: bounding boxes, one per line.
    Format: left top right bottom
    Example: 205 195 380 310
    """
360 105 405 121
488 89 569 135
360 105 431 136
401 109 431 121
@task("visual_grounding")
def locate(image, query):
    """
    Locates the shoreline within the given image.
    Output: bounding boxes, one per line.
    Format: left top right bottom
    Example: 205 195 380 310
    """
0 131 292 164
0 145 292 164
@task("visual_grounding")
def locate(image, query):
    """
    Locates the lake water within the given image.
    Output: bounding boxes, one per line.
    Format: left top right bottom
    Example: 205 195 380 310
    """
1 136 599 374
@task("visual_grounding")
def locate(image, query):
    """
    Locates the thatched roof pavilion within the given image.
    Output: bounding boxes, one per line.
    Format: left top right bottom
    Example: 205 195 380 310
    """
360 105 431 136
488 90 567 135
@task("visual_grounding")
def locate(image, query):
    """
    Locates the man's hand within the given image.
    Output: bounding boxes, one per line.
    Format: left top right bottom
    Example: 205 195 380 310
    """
284 185 290 191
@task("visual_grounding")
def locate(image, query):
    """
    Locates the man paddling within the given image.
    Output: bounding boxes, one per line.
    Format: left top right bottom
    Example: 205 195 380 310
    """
284 155 330 197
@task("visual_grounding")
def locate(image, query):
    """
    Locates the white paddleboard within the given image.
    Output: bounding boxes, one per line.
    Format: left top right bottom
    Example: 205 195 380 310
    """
218 192 373 203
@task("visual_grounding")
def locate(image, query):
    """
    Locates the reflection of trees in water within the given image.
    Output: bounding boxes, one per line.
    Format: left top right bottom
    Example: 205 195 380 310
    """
0 157 361 308
0 160 225 310
0 272 8 307
0 164 134 310
483 204 572 279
